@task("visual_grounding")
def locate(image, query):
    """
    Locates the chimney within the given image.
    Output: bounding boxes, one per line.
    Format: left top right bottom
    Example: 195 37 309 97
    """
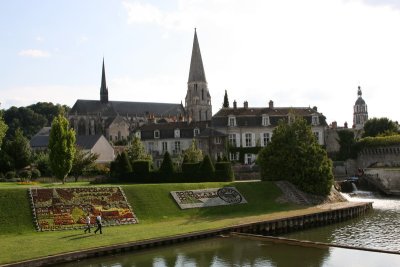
344 122 348 128
244 101 248 109
233 100 237 109
269 100 274 108
332 121 337 129
313 106 318 111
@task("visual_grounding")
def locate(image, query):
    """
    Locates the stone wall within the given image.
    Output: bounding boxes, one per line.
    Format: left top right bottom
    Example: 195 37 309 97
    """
357 146 400 168
364 168 400 195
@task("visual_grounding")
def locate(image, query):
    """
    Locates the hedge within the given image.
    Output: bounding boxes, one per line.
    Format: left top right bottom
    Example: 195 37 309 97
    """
132 160 151 177
215 162 234 181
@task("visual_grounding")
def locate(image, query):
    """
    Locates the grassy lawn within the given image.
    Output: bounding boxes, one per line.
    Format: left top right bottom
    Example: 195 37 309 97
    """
0 181 302 264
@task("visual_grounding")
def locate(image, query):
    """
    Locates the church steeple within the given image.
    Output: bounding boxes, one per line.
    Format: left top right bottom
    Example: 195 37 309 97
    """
100 58 109 104
188 28 206 83
185 29 212 122
353 85 368 129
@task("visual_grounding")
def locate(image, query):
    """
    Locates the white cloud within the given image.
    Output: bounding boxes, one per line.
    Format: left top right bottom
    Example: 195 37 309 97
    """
0 85 95 109
18 49 50 58
76 35 89 45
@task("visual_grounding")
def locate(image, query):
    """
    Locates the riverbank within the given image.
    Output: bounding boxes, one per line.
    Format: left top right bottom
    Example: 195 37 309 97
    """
0 181 367 266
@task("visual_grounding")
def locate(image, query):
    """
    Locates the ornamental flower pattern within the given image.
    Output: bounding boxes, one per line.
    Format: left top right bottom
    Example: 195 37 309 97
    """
29 187 138 231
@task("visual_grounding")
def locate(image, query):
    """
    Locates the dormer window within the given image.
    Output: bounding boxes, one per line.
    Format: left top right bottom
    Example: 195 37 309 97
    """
174 128 180 138
154 130 160 139
135 131 141 139
194 128 200 136
312 115 319 126
228 116 236 127
288 115 295 124
262 115 270 126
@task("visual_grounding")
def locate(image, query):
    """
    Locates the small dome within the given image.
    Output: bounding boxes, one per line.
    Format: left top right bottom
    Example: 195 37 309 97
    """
355 97 365 105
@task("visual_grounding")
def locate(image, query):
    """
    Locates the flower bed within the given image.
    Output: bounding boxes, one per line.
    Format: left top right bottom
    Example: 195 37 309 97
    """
29 187 138 231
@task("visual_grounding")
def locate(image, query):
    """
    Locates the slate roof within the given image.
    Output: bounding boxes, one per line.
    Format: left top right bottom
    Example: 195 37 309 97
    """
139 121 209 140
355 97 366 105
196 128 226 138
69 100 186 117
30 127 107 150
188 29 206 83
212 107 327 127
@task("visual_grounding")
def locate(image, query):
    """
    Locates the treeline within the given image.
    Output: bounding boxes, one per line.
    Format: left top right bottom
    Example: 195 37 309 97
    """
0 102 70 179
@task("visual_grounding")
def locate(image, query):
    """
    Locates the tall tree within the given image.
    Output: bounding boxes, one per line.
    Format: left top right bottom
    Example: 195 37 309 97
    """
362 117 399 138
3 128 31 170
182 139 203 163
258 117 333 196
48 114 76 183
3 106 47 139
70 147 99 182
126 136 152 164
222 90 229 108
159 151 174 178
0 108 7 148
28 102 70 126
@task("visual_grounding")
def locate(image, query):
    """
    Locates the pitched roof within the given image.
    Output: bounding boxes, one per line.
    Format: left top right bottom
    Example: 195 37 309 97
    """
30 127 108 150
188 29 206 83
69 100 186 117
196 127 226 138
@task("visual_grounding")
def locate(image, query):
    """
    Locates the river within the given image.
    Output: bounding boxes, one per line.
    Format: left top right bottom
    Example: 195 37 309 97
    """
58 192 400 266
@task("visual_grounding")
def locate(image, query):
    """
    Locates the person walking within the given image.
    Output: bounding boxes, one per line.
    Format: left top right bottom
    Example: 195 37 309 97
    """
84 213 91 233
94 214 102 234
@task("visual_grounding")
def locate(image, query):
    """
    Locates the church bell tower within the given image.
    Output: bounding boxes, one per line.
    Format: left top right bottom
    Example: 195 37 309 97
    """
100 58 109 104
353 86 368 129
185 29 212 122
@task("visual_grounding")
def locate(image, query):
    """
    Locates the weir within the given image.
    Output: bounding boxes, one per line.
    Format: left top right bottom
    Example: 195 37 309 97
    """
1 202 372 267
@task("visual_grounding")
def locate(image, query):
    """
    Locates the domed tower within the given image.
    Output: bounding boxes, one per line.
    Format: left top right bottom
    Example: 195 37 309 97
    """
185 29 212 122
353 86 368 129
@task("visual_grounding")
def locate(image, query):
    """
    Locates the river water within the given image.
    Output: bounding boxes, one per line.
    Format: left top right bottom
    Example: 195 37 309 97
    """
59 192 400 267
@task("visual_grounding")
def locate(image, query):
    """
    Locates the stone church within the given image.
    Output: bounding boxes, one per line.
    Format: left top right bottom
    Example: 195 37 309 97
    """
69 29 212 143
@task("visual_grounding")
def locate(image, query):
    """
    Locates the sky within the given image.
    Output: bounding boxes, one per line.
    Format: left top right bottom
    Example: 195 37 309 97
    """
1 0 400 126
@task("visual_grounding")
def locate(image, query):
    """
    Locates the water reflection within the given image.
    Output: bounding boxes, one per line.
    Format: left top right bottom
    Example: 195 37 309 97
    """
285 192 400 252
58 236 400 267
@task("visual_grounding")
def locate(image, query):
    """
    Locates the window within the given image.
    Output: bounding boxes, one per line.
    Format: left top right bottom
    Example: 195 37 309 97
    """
262 115 270 126
174 141 181 154
229 152 239 161
245 133 252 147
162 142 168 153
154 130 160 139
118 131 121 140
135 131 141 139
312 116 319 126
263 133 270 146
148 142 154 153
314 132 320 142
174 129 180 138
228 116 236 127
194 128 200 136
288 115 295 124
229 134 237 147
215 137 222 144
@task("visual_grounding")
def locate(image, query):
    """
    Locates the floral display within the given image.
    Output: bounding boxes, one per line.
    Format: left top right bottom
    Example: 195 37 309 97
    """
29 187 138 231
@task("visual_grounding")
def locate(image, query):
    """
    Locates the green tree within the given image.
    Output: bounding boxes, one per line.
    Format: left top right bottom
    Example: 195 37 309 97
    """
258 117 333 196
3 106 47 139
223 90 229 108
0 108 7 148
182 140 203 163
127 136 152 164
48 114 76 183
28 102 69 126
110 151 132 179
337 130 357 160
200 154 215 180
3 128 32 170
32 152 52 176
70 147 99 182
363 117 399 138
159 151 174 178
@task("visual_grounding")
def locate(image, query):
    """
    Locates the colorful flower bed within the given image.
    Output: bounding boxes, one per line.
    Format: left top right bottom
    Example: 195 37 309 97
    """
29 187 138 231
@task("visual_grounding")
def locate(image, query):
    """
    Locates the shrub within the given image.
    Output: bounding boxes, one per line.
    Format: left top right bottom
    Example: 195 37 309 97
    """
132 160 151 178
0 172 4 178
110 151 132 180
182 162 201 181
19 170 31 180
199 155 215 181
31 169 41 180
159 152 174 180
5 171 16 179
0 178 6 182
215 162 234 181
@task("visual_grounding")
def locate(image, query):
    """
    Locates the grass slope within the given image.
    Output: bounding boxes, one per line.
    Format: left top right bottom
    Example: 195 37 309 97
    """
0 181 299 264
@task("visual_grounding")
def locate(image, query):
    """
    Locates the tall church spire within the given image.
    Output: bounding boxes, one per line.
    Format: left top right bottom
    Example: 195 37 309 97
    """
188 28 206 83
100 58 109 104
353 85 368 129
185 29 212 122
